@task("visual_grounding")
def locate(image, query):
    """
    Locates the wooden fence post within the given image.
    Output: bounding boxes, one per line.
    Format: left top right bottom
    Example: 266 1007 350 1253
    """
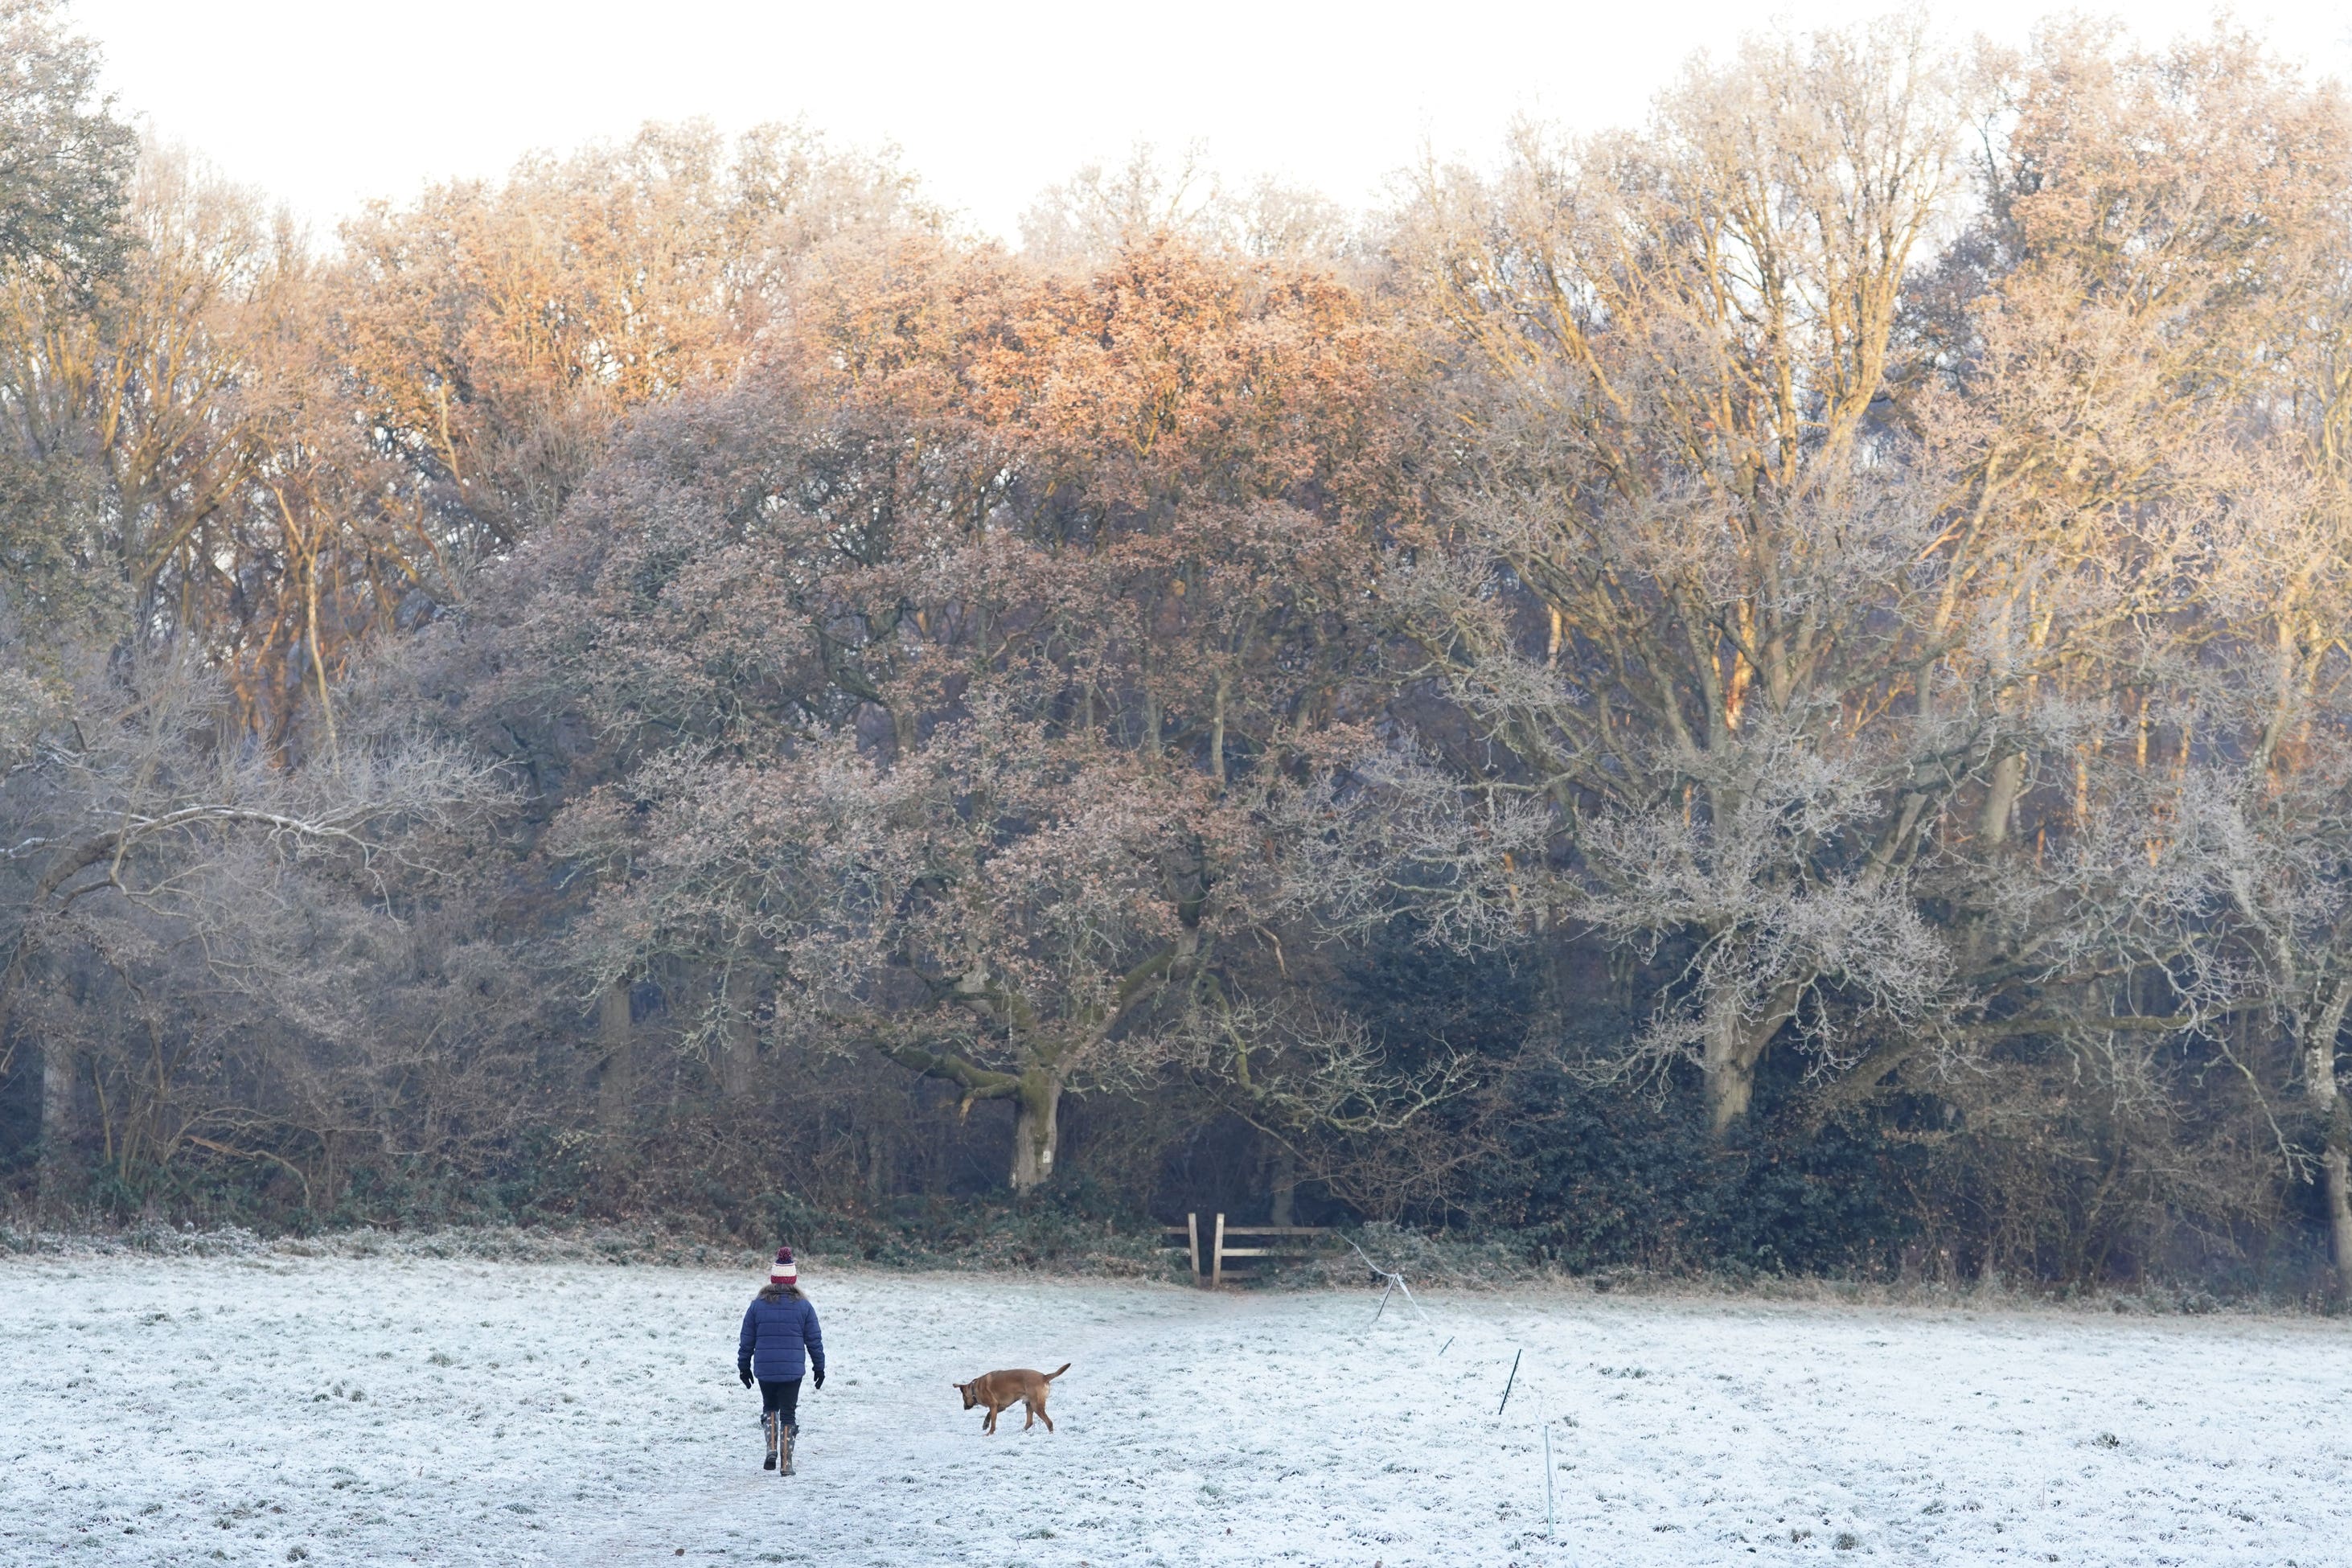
1212 1213 1227 1289
1186 1212 1201 1281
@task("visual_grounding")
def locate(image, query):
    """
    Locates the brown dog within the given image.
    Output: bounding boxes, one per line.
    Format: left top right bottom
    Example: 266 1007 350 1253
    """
952 1363 1070 1434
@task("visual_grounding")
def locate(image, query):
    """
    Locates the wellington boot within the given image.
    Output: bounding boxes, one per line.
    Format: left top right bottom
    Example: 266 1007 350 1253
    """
761 1411 778 1470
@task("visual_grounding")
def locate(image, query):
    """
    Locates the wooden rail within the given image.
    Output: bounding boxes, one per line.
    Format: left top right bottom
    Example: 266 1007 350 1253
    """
1160 1213 1335 1287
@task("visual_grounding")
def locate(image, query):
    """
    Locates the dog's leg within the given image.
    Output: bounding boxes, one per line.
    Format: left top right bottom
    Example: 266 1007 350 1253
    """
1036 1394 1053 1434
1022 1398 1036 1431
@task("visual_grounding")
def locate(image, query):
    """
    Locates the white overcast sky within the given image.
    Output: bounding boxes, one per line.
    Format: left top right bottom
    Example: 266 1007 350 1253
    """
69 1 2352 244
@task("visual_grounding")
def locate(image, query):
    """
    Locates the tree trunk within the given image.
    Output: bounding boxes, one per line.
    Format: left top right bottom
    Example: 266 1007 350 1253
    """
36 1041 78 1210
1978 751 2026 844
866 1123 893 1207
716 968 757 1099
597 980 634 1132
2305 978 2352 1287
1009 1069 1063 1192
1269 1143 1297 1227
1140 646 1161 756
1209 675 1230 786
1702 979 1803 1135
2323 1103 2352 1286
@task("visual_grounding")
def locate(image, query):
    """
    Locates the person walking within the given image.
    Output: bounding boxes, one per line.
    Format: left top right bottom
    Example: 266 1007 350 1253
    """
737 1247 825 1473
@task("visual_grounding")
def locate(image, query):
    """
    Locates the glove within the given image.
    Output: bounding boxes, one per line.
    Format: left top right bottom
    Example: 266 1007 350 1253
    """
739 1369 753 1389
813 1369 825 1391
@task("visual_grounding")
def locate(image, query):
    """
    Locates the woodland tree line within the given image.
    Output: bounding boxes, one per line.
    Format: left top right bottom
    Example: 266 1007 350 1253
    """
7 1 2352 1291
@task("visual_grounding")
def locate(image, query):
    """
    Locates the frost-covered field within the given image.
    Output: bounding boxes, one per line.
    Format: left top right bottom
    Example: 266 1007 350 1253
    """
5 1254 2348 1566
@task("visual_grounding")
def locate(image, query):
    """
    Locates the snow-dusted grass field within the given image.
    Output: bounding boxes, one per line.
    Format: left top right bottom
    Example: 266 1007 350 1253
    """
5 1254 2348 1567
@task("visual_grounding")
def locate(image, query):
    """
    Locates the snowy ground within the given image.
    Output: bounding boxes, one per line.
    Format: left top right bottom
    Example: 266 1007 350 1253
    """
4 1254 2348 1566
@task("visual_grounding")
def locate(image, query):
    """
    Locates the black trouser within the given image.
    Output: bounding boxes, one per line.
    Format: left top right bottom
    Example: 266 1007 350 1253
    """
757 1377 802 1428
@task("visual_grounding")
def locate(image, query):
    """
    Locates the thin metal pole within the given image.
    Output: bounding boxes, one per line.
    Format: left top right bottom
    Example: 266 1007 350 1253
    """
1496 1348 1522 1416
1369 1277 1395 1325
1543 1421 1556 1540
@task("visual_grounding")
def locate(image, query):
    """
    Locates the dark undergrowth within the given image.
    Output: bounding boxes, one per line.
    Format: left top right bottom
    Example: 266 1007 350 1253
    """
6 1193 2344 1316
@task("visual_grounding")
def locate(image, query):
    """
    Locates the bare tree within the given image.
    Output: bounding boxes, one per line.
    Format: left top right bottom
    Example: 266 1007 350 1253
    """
0 642 503 1205
1391 24 1985 1130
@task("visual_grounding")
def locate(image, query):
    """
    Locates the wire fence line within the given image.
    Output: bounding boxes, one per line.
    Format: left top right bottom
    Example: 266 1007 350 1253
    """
1346 1236 1583 1550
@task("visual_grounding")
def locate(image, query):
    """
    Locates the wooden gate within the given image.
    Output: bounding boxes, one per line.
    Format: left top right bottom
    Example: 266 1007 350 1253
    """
1162 1212 1335 1287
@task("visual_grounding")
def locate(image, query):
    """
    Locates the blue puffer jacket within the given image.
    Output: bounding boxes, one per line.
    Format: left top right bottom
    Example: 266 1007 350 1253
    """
737 1288 825 1382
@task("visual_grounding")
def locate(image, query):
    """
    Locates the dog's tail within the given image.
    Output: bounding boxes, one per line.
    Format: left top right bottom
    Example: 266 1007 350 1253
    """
1045 1362 1071 1381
